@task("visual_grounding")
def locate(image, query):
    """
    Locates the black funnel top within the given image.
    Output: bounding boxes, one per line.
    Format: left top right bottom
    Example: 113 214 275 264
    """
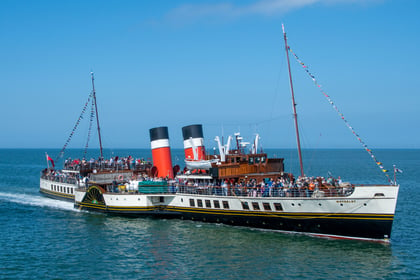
150 126 169 141
182 124 203 140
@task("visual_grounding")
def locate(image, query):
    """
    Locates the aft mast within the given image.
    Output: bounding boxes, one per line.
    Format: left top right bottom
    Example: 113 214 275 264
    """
91 72 104 158
282 24 304 177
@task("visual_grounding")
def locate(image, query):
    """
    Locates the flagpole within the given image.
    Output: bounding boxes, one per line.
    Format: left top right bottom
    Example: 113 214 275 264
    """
393 165 396 185
45 152 49 169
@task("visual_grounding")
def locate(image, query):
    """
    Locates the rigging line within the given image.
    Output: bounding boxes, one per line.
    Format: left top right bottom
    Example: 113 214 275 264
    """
83 96 96 157
56 91 93 161
287 46 392 183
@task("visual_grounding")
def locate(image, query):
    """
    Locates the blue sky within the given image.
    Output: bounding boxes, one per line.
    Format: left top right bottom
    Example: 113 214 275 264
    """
1 0 419 150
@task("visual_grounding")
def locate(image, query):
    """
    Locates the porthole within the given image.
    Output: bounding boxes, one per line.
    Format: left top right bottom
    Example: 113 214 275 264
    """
291 203 295 206
318 203 322 206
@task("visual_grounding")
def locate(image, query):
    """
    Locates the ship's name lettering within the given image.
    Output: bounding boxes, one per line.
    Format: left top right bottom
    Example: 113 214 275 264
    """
335 200 356 203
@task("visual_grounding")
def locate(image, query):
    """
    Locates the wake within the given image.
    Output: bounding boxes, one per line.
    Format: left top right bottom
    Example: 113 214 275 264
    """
0 191 78 212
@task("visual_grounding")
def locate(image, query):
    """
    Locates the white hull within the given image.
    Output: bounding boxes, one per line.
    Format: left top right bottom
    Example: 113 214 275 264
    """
40 178 79 201
74 184 399 240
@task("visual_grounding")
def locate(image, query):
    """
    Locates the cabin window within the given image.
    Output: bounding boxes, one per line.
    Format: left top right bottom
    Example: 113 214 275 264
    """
252 202 260 210
197 199 203 207
160 196 164 203
205 200 211 208
255 157 260 164
374 193 385 197
248 157 254 165
50 184 53 190
189 199 195 207
222 201 229 209
261 156 266 163
274 203 283 211
242 201 249 210
71 188 73 194
263 202 271 211
60 186 63 192
213 200 220 208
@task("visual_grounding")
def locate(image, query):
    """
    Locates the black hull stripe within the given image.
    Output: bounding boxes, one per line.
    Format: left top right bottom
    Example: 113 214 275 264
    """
40 189 74 201
75 203 393 240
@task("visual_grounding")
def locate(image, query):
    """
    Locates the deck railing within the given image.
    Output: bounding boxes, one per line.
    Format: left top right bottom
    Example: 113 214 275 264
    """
77 183 355 198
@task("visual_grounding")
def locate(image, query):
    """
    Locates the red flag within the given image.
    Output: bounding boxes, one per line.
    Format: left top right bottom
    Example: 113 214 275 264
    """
46 153 55 168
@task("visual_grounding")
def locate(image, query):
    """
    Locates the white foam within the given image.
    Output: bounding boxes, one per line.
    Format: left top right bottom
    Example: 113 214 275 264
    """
0 191 78 212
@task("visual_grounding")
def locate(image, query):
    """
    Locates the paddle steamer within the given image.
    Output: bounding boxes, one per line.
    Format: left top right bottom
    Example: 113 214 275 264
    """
41 27 400 242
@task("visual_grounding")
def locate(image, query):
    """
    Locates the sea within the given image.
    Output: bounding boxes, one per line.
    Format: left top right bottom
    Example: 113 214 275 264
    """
0 148 419 280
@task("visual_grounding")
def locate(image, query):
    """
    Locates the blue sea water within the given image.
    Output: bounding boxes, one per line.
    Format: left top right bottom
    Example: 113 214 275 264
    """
0 148 419 279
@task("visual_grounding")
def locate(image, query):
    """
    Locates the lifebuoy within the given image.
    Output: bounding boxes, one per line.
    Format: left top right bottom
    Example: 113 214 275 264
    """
118 175 124 181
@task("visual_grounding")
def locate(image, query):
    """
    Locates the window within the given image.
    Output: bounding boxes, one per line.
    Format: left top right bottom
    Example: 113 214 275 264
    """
189 199 195 207
242 201 249 210
160 196 164 203
205 200 211 208
252 202 260 210
222 201 229 209
274 203 283 211
213 200 220 208
263 202 271 211
71 188 73 194
197 199 203 207
51 184 53 190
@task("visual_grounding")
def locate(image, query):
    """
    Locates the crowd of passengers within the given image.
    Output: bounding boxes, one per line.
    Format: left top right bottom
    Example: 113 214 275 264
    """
174 175 353 197
117 173 353 198
63 156 151 171
41 169 80 184
42 156 353 197
41 155 151 185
